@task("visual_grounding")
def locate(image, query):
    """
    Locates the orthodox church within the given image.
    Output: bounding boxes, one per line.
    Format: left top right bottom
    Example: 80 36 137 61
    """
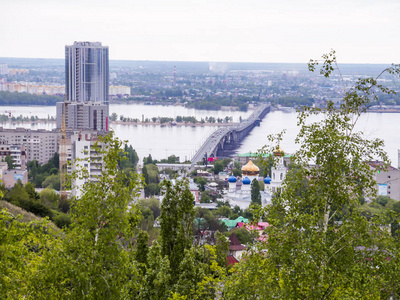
225 146 287 209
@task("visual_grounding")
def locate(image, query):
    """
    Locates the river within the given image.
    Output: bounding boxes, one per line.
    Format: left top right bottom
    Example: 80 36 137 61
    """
0 104 399 166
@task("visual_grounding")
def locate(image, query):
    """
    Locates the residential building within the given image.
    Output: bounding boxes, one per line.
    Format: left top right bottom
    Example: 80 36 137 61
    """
371 161 400 201
0 162 28 188
56 102 108 131
67 131 105 198
0 128 59 165
65 41 109 104
57 41 109 131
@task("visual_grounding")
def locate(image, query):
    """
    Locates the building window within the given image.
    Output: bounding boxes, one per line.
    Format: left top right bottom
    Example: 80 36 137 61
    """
280 173 283 180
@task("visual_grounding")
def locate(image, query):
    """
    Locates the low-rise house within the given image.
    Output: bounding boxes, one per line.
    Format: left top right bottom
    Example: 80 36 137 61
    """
228 233 246 260
0 162 28 188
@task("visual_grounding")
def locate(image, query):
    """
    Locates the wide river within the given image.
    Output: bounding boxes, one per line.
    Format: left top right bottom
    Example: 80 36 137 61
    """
0 104 399 167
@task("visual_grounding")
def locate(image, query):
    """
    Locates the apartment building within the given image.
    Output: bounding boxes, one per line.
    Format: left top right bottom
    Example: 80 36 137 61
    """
0 128 59 165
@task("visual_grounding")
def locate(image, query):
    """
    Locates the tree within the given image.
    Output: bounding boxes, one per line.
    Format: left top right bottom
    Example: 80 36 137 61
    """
159 179 195 282
194 176 207 191
135 230 150 274
225 51 400 298
41 174 60 190
110 112 118 121
3 155 15 169
39 188 58 210
250 179 261 205
222 158 232 168
213 160 224 174
30 132 143 298
0 209 57 298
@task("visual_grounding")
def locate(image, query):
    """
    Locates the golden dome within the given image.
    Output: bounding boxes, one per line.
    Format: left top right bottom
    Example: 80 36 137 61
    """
273 145 284 156
241 159 260 175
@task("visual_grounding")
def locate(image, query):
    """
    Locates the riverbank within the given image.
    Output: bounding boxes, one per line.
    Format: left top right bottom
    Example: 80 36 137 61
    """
112 121 238 126
3 119 239 127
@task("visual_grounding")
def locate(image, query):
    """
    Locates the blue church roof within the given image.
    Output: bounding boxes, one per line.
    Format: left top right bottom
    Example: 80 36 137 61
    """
264 176 272 184
228 175 237 183
242 177 251 185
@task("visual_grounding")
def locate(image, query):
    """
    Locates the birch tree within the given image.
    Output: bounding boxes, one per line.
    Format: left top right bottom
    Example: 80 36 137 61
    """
224 51 400 299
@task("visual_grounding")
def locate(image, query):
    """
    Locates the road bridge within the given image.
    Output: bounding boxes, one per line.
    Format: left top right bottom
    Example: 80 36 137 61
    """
191 103 270 166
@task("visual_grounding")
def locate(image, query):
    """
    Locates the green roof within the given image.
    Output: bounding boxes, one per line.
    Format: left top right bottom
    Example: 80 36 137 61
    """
220 216 249 229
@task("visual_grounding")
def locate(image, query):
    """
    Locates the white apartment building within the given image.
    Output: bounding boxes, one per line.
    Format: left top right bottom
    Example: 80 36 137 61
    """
68 131 104 198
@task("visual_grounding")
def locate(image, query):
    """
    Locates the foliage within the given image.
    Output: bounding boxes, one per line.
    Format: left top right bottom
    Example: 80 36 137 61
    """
30 132 143 298
135 230 150 274
41 174 60 190
194 207 227 244
39 188 59 209
159 179 195 282
53 213 71 228
200 190 211 203
227 227 255 245
0 209 58 298
222 158 232 168
213 160 224 174
3 155 15 169
232 168 242 177
143 163 160 197
28 153 59 188
194 176 207 191
250 178 261 205
139 241 171 299
118 144 139 170
227 51 400 298
4 182 54 219
0 90 62 106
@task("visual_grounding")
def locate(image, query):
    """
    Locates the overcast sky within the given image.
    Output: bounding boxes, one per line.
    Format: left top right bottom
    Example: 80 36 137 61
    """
0 0 399 63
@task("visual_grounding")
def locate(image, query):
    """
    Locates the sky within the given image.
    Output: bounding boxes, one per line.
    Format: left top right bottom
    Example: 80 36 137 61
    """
0 0 399 63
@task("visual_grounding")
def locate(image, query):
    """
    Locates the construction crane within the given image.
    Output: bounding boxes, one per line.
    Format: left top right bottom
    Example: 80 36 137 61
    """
59 101 67 199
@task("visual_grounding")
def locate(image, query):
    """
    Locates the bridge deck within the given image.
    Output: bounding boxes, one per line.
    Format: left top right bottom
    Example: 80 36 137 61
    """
191 103 270 166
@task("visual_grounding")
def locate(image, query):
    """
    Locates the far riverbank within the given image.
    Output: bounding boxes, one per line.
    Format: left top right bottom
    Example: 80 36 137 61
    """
1 119 238 127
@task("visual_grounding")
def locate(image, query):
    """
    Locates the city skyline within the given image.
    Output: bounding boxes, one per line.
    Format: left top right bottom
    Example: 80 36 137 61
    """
1 0 399 64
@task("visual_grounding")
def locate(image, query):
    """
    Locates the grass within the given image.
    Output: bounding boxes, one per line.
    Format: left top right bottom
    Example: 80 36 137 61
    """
0 200 58 229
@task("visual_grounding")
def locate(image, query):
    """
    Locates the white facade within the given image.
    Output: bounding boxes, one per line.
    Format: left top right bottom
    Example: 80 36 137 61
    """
69 131 104 198
268 157 287 193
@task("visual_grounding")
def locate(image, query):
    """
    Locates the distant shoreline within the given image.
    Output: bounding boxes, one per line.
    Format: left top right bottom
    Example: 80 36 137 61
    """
1 119 238 127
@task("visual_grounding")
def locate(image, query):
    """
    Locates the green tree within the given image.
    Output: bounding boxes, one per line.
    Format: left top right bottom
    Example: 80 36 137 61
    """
159 179 195 282
39 188 59 210
225 51 400 298
135 230 150 274
0 209 57 298
110 112 118 121
213 160 224 174
41 173 60 190
3 155 15 169
30 132 143 298
250 179 261 205
24 182 39 200
194 176 207 191
139 241 171 299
